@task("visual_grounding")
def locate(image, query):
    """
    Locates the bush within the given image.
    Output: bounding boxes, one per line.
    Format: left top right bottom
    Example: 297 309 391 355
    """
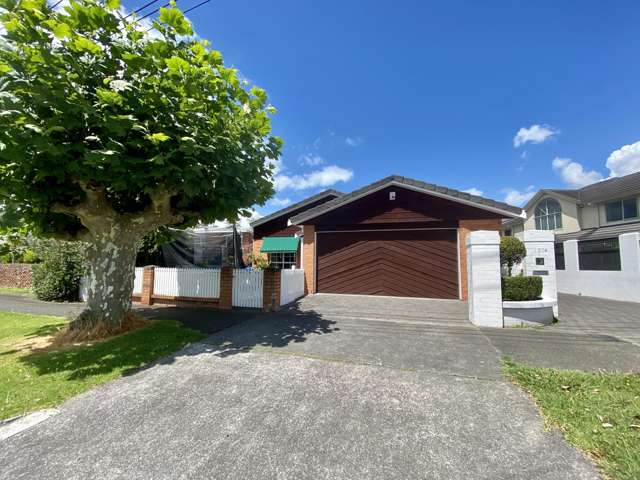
500 236 526 276
501 275 543 301
32 241 85 302
20 249 38 263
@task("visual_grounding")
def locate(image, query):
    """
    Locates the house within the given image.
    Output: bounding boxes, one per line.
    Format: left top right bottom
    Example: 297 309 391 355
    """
252 175 522 300
501 171 640 304
502 171 640 271
251 190 343 269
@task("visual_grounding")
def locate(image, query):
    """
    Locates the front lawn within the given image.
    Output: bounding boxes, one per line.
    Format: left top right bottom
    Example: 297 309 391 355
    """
0 286 34 297
0 310 204 420
504 359 640 480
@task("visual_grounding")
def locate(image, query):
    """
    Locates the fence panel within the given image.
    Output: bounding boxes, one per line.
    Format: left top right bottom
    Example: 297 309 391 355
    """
280 269 305 305
132 267 144 295
232 269 263 308
153 267 220 298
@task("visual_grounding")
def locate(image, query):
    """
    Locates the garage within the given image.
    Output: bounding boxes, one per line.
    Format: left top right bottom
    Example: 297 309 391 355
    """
288 176 521 301
316 229 459 299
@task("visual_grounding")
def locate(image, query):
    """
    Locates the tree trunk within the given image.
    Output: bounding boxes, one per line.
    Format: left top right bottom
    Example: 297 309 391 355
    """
72 227 139 330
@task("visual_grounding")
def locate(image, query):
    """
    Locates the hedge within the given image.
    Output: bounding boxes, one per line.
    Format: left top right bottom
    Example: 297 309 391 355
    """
501 275 543 301
32 242 85 302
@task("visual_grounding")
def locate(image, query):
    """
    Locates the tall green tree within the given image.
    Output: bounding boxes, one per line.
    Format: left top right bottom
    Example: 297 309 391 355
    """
0 0 281 328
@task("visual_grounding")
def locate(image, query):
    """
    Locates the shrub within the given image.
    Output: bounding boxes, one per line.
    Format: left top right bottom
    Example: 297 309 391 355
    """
20 249 38 263
32 241 85 302
501 275 543 301
500 236 527 276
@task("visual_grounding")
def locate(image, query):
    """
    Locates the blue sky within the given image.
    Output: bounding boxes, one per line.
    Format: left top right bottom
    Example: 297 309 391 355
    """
124 0 640 216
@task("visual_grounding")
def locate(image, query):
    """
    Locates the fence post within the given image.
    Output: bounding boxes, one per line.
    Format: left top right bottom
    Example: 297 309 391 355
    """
563 240 579 272
262 269 281 312
619 232 640 273
218 267 233 310
466 230 503 327
140 266 155 305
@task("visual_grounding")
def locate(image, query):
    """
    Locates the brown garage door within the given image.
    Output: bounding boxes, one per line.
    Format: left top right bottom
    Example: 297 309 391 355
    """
316 229 459 299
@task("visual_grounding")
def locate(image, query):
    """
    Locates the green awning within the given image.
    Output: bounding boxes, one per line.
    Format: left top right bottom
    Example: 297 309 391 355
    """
260 236 300 253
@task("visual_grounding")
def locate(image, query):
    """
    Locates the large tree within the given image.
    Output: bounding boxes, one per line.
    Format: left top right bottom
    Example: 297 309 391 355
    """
0 0 281 328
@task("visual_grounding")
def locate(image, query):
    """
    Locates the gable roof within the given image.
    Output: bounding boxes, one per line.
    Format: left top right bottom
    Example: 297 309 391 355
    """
290 175 523 224
250 189 343 228
524 171 640 211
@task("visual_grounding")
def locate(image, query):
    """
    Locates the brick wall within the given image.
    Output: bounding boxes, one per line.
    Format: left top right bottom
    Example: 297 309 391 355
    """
302 225 315 294
252 238 264 265
458 218 502 300
262 269 281 312
241 232 253 266
0 263 33 289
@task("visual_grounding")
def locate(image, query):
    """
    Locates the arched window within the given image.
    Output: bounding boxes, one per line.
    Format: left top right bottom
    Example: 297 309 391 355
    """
535 198 563 230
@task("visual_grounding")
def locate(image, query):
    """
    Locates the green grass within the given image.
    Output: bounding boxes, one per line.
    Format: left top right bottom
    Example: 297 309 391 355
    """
0 310 204 420
504 359 640 480
0 286 34 297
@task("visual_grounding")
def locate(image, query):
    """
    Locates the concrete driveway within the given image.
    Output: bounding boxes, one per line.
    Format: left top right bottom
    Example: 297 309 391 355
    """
0 293 601 480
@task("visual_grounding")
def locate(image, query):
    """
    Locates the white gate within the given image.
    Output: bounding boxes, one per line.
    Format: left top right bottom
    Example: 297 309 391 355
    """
280 269 305 305
232 269 263 308
132 267 144 295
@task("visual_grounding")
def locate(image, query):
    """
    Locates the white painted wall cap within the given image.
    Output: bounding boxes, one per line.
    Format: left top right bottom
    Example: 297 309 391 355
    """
466 230 500 245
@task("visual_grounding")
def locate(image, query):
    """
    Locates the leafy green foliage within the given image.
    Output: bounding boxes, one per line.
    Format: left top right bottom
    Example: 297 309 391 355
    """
136 226 176 266
0 0 281 237
504 359 640 480
31 241 85 301
500 236 527 276
501 275 542 301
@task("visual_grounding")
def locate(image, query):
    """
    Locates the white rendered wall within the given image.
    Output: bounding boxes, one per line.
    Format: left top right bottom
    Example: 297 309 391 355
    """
516 230 558 315
466 230 503 327
557 232 640 303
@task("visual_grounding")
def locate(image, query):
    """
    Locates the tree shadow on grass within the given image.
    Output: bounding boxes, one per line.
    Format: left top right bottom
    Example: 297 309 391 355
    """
19 320 204 381
18 301 340 382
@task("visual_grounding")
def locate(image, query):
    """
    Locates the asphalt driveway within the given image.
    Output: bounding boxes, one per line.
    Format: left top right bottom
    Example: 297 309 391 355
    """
0 294 601 479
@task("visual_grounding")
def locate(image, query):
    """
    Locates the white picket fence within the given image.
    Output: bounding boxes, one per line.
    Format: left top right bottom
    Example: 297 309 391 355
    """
133 267 144 295
153 267 220 298
280 269 305 306
232 269 263 308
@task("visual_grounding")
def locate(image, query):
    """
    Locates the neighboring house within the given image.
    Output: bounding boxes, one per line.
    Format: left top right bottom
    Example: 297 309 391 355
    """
252 175 522 300
501 171 640 305
503 171 640 271
504 171 640 238
251 190 343 269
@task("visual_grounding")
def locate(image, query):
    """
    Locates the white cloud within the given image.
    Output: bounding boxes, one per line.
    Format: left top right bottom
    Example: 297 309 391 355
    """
299 154 324 166
463 188 484 197
275 165 353 191
345 136 364 147
606 141 640 177
502 186 536 206
513 124 559 148
552 157 603 188
265 157 283 176
270 197 292 207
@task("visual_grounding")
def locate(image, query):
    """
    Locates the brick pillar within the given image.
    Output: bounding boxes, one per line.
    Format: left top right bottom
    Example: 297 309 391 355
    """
262 269 281 312
219 266 233 310
458 218 502 300
302 225 315 294
140 266 155 305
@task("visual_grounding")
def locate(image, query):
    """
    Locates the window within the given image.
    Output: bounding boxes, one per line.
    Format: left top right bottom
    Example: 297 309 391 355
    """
504 229 512 237
554 243 565 270
268 252 296 269
605 198 638 223
535 198 563 230
578 238 621 271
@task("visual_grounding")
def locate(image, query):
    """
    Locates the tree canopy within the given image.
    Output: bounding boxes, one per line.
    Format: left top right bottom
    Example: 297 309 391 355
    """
0 0 282 328
0 0 281 239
